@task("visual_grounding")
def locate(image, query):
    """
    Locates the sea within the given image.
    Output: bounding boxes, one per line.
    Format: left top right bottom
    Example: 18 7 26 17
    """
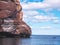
0 35 60 45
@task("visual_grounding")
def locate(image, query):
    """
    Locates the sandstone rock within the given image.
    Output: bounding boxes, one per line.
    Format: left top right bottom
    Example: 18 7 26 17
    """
15 21 31 37
0 1 16 18
0 0 31 38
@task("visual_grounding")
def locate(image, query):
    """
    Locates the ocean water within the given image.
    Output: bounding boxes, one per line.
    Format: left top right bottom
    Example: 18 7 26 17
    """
0 35 60 45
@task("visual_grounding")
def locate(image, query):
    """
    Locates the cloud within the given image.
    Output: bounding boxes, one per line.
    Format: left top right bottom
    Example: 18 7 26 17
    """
21 0 60 10
21 0 60 35
40 26 52 29
21 2 50 10
44 0 60 8
23 10 39 21
22 10 60 23
23 10 39 16
52 19 60 24
32 15 59 22
21 0 60 23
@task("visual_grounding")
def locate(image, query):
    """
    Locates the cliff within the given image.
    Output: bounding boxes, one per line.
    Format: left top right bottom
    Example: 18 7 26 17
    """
0 0 31 38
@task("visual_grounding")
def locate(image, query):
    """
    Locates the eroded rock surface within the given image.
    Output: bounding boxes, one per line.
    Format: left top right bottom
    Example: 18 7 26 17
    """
0 0 31 38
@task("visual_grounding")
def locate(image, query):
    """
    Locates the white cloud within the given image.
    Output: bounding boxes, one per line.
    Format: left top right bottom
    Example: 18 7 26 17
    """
22 10 60 23
33 15 59 22
40 26 52 29
44 0 60 8
21 0 60 10
34 15 50 20
21 0 60 23
23 10 39 16
21 0 60 35
21 2 50 10
53 19 60 24
23 10 39 21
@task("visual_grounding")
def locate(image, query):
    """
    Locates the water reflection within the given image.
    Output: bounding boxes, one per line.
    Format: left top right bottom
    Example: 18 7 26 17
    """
0 38 20 45
0 38 31 45
0 35 60 45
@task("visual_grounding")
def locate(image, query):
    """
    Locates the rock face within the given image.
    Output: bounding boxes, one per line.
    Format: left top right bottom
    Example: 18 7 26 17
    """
0 0 31 38
0 1 16 18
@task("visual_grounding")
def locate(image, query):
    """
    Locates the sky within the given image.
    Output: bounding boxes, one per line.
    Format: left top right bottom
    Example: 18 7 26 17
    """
20 0 60 35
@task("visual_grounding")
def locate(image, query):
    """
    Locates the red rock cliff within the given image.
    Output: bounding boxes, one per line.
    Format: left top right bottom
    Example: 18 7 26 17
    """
0 0 31 38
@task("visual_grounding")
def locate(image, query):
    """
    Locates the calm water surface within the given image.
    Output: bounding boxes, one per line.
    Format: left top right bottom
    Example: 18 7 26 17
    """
0 35 60 45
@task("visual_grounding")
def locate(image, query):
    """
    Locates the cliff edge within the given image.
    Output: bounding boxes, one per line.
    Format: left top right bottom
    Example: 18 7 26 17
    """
0 0 31 38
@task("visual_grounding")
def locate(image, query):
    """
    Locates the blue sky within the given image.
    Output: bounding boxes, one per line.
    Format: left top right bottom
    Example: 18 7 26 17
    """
20 0 60 35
